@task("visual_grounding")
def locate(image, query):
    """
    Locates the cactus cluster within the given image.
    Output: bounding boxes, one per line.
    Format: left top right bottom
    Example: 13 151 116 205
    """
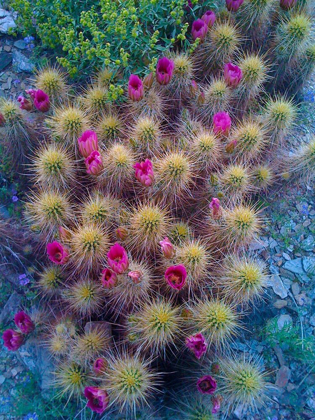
1 2 314 418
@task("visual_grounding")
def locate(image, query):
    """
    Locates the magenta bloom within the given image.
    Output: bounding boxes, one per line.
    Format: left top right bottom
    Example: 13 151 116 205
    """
18 96 32 111
93 358 107 375
165 264 187 290
186 333 208 359
3 329 24 351
33 89 50 112
101 268 117 289
128 270 142 284
14 311 34 334
159 237 175 259
197 375 217 395
202 10 216 27
192 19 208 41
211 396 221 414
84 386 109 414
0 112 5 127
224 62 243 88
128 74 144 102
213 112 231 135
78 130 98 158
280 0 296 9
209 197 222 219
107 243 129 274
47 241 69 265
85 151 103 175
133 159 155 187
226 0 244 11
156 57 174 86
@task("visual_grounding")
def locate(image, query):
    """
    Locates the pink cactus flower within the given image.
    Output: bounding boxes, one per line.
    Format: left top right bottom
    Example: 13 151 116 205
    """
211 396 221 414
224 62 243 88
17 96 32 111
78 130 98 158
197 375 217 395
143 72 154 89
280 0 296 10
3 329 24 351
213 112 231 135
84 386 109 414
159 237 175 259
14 311 34 334
192 19 208 41
202 10 216 27
165 264 187 290
128 74 144 102
0 112 5 127
128 270 143 284
107 243 129 274
93 358 107 375
156 57 174 86
225 139 237 154
191 80 199 95
226 0 244 11
133 159 155 187
47 241 69 265
101 268 117 288
85 151 103 175
185 333 208 359
58 226 72 241
26 89 36 98
209 197 222 219
33 89 50 112
116 227 128 240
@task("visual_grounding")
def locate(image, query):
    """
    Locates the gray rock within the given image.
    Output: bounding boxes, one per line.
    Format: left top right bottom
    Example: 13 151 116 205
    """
0 375 5 385
277 314 293 330
269 274 288 299
283 258 304 275
301 235 314 252
18 337 54 398
0 9 16 33
310 314 315 327
302 257 315 274
282 252 291 261
0 52 12 71
291 282 301 296
275 366 291 388
273 299 288 309
12 50 34 73
0 291 22 326
13 40 26 50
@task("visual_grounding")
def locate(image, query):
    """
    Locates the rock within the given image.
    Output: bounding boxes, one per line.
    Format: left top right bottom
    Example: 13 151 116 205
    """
249 240 268 251
0 9 16 33
302 257 315 274
13 40 27 50
269 274 288 299
273 299 288 309
270 238 278 249
12 50 34 73
18 337 55 398
275 366 291 388
3 45 11 52
279 268 296 280
282 252 291 261
310 314 315 327
0 52 12 71
283 258 304 275
291 282 301 296
0 375 5 385
277 314 293 330
0 291 22 326
301 235 314 251
296 292 307 306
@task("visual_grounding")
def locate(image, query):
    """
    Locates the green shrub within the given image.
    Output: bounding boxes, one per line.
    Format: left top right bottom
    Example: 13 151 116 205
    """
9 0 215 87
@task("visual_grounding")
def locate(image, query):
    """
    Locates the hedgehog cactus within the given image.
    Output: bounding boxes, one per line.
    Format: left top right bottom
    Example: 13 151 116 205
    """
3 4 313 416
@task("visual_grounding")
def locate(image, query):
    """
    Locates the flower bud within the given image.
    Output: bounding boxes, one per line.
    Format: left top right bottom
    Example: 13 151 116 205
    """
128 74 144 102
85 150 103 175
159 237 175 259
